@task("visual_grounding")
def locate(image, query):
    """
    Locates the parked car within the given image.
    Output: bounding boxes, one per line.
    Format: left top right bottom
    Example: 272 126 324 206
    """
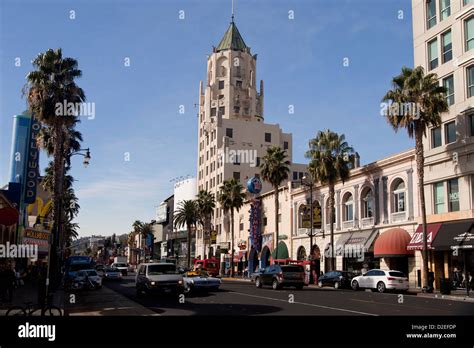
318 271 354 289
351 269 409 293
103 267 122 281
111 262 129 276
135 263 184 296
254 264 305 290
75 269 102 289
183 270 221 293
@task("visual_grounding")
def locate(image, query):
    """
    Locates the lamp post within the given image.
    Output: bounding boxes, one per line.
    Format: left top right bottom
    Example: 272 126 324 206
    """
300 175 316 284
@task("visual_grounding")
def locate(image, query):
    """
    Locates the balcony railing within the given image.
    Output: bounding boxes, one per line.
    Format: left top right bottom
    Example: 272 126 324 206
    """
360 217 374 228
391 211 407 223
342 220 354 230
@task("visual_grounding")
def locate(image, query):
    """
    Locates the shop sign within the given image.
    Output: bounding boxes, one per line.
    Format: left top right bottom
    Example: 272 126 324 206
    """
249 198 262 251
23 228 50 254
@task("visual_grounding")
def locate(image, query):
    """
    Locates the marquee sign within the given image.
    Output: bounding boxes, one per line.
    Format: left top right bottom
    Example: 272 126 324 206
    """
24 115 40 204
249 198 262 251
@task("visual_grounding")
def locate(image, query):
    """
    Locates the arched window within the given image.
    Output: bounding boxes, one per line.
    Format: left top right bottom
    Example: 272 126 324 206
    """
298 204 309 229
297 246 306 260
361 188 374 218
392 179 406 213
343 193 354 221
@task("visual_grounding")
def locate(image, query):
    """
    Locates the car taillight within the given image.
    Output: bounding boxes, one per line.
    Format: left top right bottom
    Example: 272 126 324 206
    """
387 277 396 281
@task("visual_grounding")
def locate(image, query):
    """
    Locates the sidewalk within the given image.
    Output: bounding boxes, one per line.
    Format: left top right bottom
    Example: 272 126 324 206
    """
0 282 157 316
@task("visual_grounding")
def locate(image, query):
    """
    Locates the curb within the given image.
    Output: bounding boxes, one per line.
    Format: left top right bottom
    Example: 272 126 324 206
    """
416 293 474 303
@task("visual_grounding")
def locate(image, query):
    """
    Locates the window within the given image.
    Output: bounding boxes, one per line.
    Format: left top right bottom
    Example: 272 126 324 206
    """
362 189 373 218
218 94 224 100
218 80 224 89
343 193 354 221
226 128 233 138
219 106 225 116
265 132 271 142
428 39 438 70
234 106 240 113
239 223 244 231
236 80 242 88
468 66 474 98
293 172 298 181
445 121 456 144
233 172 240 180
234 154 240 165
470 115 474 136
434 182 445 214
439 0 450 20
443 75 454 106
441 31 452 63
283 141 289 150
466 17 474 51
427 0 437 29
256 157 261 167
211 107 216 116
448 178 459 211
393 180 406 213
263 217 267 226
465 0 472 5
432 127 442 148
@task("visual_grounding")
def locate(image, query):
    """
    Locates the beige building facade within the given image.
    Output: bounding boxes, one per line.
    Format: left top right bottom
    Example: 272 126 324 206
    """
412 0 474 288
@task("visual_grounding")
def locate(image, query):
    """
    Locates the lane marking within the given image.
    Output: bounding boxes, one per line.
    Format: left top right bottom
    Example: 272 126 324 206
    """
231 291 378 316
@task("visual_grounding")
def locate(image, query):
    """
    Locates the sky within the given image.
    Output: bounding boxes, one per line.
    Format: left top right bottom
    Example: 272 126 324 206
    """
0 0 414 238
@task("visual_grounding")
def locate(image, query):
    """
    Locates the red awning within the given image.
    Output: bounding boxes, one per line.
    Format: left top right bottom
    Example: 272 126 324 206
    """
407 223 442 250
374 228 414 257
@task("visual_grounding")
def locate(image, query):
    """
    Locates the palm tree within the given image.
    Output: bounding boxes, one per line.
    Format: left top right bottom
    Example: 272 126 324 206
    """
24 48 85 288
196 190 216 259
218 179 246 277
140 222 153 261
173 200 198 268
382 66 448 290
305 129 354 271
260 146 290 260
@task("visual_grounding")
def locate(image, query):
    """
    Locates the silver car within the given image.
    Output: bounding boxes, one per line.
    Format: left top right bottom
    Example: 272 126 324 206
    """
135 263 184 296
183 270 221 293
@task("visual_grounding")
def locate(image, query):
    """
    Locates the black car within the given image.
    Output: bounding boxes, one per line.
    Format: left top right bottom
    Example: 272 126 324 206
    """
254 264 305 290
317 271 354 289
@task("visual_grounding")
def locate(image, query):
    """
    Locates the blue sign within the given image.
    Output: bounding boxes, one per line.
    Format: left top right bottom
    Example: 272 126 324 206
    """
247 176 262 194
249 199 262 252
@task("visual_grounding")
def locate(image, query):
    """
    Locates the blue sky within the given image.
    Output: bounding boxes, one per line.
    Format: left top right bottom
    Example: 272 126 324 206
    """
0 0 414 237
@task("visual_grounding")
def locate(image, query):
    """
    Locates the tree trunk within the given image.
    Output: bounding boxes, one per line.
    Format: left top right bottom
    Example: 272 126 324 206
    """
329 184 335 271
50 122 65 290
187 225 192 269
415 129 429 290
230 209 235 277
274 185 279 260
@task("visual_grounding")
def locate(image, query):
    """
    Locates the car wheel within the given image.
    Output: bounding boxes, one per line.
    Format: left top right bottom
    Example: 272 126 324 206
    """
255 277 262 288
351 280 359 291
334 282 340 289
377 281 386 293
272 279 280 290
318 281 323 288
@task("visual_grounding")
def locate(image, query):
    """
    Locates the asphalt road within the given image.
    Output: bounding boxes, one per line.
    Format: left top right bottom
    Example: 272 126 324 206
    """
103 274 474 316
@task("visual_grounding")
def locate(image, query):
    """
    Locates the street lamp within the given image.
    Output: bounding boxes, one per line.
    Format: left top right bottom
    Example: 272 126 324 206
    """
71 148 91 168
300 175 316 284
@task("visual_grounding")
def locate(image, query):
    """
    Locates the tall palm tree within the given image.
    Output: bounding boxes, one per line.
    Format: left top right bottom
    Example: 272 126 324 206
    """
173 200 198 268
218 179 246 277
260 146 290 260
24 48 85 288
306 129 354 271
382 66 448 290
196 190 216 259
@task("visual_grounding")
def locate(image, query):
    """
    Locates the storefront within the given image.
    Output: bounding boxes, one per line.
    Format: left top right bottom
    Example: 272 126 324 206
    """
374 228 414 282
338 229 379 274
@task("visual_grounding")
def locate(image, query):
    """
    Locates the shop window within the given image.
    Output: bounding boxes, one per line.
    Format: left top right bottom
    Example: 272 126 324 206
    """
448 178 460 212
434 182 445 214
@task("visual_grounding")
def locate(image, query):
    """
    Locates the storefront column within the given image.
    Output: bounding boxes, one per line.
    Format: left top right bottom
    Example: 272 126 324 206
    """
443 251 449 279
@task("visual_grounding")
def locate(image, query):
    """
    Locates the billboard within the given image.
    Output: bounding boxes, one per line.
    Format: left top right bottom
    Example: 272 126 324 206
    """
156 203 167 223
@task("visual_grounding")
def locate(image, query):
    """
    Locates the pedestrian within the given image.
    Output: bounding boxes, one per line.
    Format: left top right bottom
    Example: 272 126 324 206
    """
467 272 472 297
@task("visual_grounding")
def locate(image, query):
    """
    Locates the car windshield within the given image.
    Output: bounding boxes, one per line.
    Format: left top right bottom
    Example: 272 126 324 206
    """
147 265 178 275
281 266 304 273
86 270 98 276
106 268 119 272
389 271 406 278
114 263 127 267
